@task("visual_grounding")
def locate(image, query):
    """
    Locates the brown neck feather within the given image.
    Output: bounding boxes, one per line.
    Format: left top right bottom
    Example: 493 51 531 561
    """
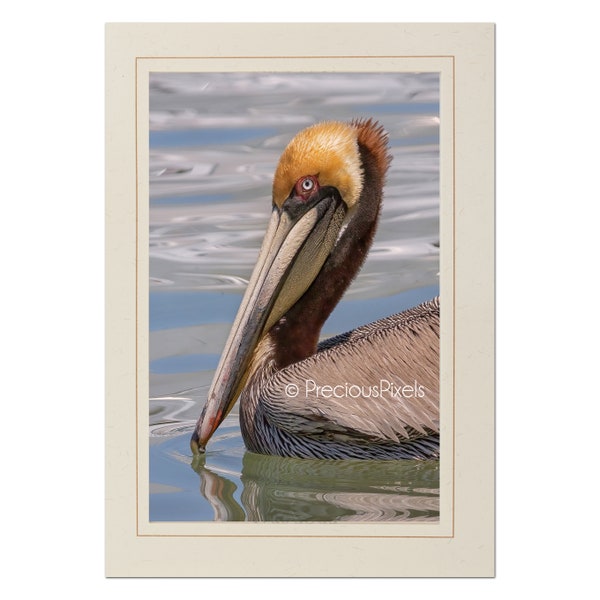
268 119 391 369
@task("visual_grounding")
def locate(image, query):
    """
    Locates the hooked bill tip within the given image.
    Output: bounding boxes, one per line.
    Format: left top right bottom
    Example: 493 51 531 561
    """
190 429 206 455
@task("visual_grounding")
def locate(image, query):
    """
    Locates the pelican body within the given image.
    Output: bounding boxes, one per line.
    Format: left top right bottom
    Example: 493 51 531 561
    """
191 119 440 460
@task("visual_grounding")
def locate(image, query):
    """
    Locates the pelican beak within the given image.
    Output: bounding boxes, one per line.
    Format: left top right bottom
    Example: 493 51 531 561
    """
191 193 347 453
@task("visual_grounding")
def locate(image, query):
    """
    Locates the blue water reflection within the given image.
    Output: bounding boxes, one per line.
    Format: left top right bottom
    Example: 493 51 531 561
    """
150 126 278 148
150 291 242 331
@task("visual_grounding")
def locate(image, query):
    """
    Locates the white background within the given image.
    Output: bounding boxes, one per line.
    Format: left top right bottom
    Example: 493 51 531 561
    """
3 1 598 596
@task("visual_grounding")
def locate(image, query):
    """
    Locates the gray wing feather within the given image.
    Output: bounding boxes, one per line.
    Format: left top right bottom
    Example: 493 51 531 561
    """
261 298 439 444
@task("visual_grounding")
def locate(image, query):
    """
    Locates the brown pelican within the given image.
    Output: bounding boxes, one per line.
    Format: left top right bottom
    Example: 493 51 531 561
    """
191 119 439 460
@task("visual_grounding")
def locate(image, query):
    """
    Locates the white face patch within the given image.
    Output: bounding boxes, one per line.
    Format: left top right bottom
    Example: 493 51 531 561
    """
336 201 358 243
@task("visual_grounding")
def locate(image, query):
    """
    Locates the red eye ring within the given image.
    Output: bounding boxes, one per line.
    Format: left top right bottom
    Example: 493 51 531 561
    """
294 175 319 200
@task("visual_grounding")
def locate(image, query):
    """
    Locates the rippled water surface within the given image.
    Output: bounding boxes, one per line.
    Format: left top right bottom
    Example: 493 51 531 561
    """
149 73 440 522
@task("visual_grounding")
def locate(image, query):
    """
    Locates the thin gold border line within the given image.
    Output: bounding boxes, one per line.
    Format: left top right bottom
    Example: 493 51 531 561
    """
136 534 454 539
451 53 456 539
137 58 453 538
136 54 455 60
135 57 140 538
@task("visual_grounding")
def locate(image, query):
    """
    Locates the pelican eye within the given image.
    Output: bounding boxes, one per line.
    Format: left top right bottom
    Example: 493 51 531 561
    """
294 175 319 200
301 178 314 191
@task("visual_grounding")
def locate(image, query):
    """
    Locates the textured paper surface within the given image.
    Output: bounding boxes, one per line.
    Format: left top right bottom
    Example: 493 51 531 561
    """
106 22 494 577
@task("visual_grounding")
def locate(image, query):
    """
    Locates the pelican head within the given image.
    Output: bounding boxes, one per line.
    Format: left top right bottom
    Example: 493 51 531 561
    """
192 119 391 453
